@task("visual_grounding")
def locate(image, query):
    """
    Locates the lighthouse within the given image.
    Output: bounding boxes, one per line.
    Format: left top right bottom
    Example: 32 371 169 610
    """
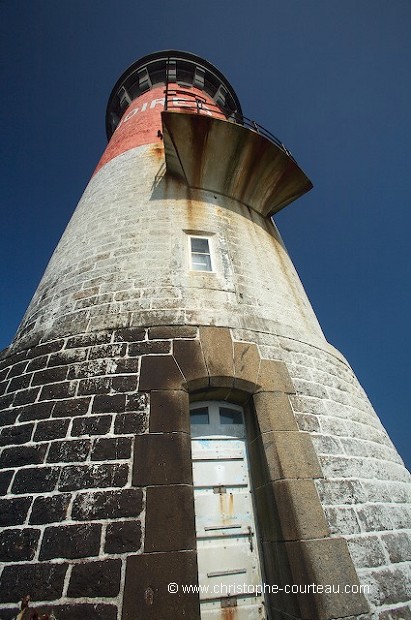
0 50 410 620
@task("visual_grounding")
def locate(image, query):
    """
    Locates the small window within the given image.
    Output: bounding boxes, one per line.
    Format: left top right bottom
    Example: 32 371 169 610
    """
190 236 212 272
219 407 243 425
190 407 210 425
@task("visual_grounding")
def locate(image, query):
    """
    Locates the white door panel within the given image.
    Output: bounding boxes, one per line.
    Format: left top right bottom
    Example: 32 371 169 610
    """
192 459 248 487
190 402 266 619
194 492 252 534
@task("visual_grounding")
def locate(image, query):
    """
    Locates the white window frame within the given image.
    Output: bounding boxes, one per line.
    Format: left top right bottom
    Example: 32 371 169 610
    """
188 234 214 273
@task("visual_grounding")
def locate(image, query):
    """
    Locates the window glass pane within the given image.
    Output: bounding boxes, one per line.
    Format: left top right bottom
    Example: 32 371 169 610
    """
190 407 209 425
219 407 243 425
192 253 212 271
191 237 209 254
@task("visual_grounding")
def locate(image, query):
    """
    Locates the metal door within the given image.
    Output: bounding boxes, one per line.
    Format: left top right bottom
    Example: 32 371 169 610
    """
190 402 266 619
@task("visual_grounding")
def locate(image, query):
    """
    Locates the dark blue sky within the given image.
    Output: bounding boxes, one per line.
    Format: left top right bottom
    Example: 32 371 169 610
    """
1 1 410 468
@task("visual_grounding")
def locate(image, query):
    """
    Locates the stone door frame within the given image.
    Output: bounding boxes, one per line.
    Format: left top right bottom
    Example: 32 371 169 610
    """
123 326 369 620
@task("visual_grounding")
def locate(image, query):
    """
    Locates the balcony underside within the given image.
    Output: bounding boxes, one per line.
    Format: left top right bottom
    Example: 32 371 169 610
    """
161 111 313 217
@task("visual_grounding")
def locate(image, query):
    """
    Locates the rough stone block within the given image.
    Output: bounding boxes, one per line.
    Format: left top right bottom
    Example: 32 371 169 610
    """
68 559 122 597
8 373 32 392
129 340 171 356
0 562 68 602
67 359 114 381
0 366 9 382
7 360 28 378
172 339 208 386
378 605 411 620
149 390 190 433
111 374 138 393
262 430 323 481
71 489 143 520
40 523 101 560
48 348 88 367
18 401 54 421
0 409 19 426
28 340 65 357
0 470 13 496
0 497 32 526
34 419 70 441
144 485 196 552
233 341 260 390
66 332 111 349
114 412 146 434
12 466 59 494
115 326 146 342
325 506 362 535
29 494 71 524
347 535 388 568
133 432 192 486
0 393 14 410
199 326 234 379
0 528 40 561
256 359 295 393
254 391 298 432
40 381 76 401
125 392 149 412
0 367 10 383
0 444 47 468
52 397 91 417
48 439 91 463
105 521 142 553
295 412 321 432
71 415 112 436
77 377 111 395
0 423 33 446
368 565 411 607
58 463 128 491
91 437 132 461
357 504 395 533
88 342 127 359
139 355 185 391
32 366 68 386
382 531 411 563
123 550 199 620
273 479 330 541
148 326 197 339
93 393 126 413
286 537 369 618
0 352 27 369
26 354 49 372
315 479 367 505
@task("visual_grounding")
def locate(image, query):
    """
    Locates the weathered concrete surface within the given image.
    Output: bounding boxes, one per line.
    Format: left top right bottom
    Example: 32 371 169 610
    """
11 143 324 352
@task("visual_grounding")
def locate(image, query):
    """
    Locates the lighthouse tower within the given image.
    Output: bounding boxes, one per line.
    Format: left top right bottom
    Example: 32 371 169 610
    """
0 51 410 620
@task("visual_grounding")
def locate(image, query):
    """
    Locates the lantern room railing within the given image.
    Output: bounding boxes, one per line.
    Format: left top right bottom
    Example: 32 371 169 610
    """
164 88 296 163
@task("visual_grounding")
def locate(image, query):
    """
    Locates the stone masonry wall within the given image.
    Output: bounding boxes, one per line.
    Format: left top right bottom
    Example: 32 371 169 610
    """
0 327 152 620
1 324 410 618
12 146 324 353
233 327 411 617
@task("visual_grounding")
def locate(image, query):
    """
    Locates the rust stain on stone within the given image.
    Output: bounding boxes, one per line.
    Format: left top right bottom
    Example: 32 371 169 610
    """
221 603 238 620
149 142 165 161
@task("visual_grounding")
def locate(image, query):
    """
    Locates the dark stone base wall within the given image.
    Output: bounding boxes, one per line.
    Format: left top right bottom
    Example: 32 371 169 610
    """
0 326 162 620
0 324 380 619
